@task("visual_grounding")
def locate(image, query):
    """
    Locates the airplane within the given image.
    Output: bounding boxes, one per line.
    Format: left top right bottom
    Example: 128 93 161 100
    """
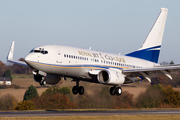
7 8 180 96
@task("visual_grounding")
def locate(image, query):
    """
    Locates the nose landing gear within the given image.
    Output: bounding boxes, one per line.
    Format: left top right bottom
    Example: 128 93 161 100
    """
40 78 46 86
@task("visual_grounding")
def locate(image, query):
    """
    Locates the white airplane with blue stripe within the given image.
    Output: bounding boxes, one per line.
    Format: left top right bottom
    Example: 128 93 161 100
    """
7 8 180 95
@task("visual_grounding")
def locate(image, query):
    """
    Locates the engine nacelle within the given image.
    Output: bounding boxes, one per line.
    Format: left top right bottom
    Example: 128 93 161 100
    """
34 74 61 85
97 69 125 85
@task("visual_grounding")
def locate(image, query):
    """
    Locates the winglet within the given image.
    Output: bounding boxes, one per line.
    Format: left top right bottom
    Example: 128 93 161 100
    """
6 41 28 66
7 41 15 60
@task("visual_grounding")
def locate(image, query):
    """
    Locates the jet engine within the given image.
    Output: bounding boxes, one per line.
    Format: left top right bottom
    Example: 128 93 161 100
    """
97 69 125 85
34 74 61 85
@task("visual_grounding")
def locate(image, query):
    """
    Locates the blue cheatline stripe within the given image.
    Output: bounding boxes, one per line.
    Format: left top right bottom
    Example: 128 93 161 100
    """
125 45 161 63
26 60 126 70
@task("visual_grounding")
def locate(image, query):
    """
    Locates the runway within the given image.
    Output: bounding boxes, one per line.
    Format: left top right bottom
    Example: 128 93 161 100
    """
0 110 180 117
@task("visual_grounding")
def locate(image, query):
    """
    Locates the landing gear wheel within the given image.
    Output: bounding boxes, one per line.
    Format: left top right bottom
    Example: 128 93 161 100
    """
72 81 85 95
110 87 115 95
72 86 85 95
72 86 78 95
42 80 46 86
78 86 84 95
40 80 46 86
115 87 122 96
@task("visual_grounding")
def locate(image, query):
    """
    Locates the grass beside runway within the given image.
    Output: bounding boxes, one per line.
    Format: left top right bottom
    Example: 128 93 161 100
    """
0 115 180 120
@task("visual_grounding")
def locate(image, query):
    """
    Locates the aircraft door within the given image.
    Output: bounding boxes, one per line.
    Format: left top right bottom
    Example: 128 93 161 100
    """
57 51 62 63
37 55 40 62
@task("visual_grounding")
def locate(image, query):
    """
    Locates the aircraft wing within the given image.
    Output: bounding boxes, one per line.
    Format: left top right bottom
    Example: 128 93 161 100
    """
123 65 180 82
7 59 28 66
7 41 28 67
88 65 180 83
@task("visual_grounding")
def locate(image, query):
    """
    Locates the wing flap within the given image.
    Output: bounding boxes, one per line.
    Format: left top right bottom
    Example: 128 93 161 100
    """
123 65 180 82
123 65 180 73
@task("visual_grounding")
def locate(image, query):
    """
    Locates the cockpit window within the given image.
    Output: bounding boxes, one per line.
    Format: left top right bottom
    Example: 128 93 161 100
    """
30 49 34 53
30 49 48 54
34 50 41 53
41 50 48 54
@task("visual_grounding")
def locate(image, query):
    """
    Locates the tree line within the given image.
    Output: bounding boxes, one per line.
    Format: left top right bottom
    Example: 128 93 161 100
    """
0 58 31 78
1 84 180 111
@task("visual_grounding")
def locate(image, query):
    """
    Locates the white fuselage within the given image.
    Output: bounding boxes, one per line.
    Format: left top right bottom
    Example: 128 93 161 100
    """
25 45 156 80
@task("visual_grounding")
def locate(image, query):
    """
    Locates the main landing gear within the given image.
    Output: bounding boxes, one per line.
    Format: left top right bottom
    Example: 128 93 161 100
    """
72 81 84 95
71 80 122 96
110 86 122 96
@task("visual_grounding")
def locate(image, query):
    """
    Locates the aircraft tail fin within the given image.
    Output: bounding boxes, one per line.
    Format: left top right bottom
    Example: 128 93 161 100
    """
125 8 168 63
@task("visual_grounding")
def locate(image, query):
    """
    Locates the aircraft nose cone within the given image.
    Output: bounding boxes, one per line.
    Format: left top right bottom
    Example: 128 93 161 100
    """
24 53 37 68
25 54 30 62
25 54 34 62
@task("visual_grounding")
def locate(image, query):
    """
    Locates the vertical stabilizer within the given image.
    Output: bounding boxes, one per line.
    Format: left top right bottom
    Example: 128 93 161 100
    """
126 8 168 63
140 8 168 50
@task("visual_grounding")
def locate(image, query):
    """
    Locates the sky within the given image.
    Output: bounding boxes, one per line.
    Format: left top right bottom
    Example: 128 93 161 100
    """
1 0 180 64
